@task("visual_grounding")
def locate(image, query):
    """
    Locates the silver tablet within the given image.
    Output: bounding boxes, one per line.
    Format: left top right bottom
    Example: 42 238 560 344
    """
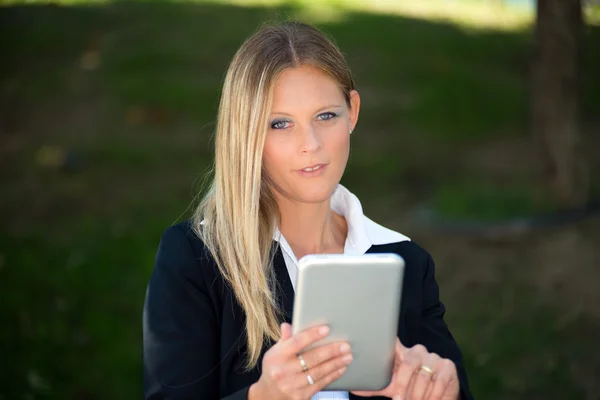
291 253 405 391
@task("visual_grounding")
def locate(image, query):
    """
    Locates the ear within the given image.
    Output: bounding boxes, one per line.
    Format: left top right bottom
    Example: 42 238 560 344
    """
348 89 361 132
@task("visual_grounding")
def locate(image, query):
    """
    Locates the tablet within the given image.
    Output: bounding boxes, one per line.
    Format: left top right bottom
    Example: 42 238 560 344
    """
291 253 405 391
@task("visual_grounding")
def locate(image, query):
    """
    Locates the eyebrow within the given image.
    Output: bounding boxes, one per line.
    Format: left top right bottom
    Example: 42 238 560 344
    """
270 104 343 117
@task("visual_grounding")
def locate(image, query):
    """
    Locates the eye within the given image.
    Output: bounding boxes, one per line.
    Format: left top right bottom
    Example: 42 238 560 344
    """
317 112 337 121
270 119 291 130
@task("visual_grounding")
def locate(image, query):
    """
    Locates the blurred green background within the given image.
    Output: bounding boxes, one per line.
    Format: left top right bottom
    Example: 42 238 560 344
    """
1 0 599 399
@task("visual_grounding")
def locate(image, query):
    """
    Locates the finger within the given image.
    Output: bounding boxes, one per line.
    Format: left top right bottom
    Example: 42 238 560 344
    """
394 338 405 372
300 364 348 398
396 337 407 355
285 350 352 390
299 341 351 372
279 323 293 342
281 324 330 355
306 351 353 384
393 338 403 370
393 347 422 399
409 353 439 400
424 377 450 400
405 368 430 400
425 359 455 400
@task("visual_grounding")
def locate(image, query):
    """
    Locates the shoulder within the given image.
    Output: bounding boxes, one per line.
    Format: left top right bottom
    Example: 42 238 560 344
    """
157 220 203 262
395 241 434 272
371 240 432 269
361 215 432 267
157 220 195 257
366 219 433 280
154 220 218 283
363 216 411 245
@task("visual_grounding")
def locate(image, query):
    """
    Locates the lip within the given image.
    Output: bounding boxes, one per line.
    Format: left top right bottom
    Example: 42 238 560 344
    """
296 163 328 177
298 163 326 171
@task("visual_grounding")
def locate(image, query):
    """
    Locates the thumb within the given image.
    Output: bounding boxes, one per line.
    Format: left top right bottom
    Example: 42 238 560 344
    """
396 337 407 362
279 323 293 341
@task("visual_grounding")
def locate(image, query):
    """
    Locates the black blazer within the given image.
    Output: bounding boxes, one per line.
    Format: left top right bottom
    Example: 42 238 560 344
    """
143 221 474 400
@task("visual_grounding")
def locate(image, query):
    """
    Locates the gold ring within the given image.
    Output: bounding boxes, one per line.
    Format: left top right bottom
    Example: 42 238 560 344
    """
420 365 434 376
306 374 315 385
298 354 308 372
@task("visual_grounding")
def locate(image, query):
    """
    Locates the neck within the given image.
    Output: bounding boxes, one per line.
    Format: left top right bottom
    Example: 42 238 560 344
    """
276 193 340 257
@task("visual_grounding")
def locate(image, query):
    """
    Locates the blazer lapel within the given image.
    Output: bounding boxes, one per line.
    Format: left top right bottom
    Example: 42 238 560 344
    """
271 243 295 324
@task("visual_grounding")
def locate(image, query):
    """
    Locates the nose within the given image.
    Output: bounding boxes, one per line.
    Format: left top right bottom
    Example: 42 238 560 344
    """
300 124 322 153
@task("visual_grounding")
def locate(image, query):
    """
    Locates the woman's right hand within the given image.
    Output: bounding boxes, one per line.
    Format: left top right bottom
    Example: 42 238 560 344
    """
250 323 353 400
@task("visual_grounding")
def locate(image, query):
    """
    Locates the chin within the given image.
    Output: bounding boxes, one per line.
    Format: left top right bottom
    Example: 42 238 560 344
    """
295 181 338 203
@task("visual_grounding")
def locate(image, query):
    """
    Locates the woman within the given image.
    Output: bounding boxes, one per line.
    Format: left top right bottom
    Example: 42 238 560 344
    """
143 21 474 400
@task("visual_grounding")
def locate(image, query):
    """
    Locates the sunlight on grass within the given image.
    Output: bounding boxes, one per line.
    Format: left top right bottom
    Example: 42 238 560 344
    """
0 0 531 29
5 0 599 29
210 0 535 30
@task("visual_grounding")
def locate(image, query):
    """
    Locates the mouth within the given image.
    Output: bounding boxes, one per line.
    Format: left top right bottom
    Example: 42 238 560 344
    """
298 164 327 173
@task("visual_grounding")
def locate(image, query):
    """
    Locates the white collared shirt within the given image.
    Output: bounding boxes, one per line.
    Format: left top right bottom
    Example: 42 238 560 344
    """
273 184 410 400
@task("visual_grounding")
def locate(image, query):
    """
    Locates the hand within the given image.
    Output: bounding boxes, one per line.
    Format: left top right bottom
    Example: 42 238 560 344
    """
351 338 459 400
250 323 353 400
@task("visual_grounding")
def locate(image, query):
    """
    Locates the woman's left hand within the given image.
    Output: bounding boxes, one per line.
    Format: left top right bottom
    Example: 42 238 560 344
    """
351 338 459 400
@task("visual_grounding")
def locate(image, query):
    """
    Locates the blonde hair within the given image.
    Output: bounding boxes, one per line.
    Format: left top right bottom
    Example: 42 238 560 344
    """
193 21 355 369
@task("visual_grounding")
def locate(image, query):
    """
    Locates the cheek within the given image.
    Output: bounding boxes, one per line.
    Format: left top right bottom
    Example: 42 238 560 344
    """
262 137 290 178
327 128 351 162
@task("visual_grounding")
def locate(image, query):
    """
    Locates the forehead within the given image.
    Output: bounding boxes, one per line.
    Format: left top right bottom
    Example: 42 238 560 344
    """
270 66 343 111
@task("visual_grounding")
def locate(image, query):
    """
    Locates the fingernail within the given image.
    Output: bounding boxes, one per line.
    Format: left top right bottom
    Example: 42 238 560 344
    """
393 396 402 400
319 326 329 335
340 343 351 353
343 354 353 363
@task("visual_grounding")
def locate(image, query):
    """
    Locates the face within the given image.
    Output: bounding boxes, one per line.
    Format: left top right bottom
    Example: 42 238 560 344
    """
263 65 360 204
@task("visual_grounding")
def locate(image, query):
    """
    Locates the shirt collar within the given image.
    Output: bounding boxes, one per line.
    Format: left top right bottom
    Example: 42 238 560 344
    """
273 184 410 254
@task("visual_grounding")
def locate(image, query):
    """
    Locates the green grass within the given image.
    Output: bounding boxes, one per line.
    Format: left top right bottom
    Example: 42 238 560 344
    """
1 1 599 399
433 180 558 221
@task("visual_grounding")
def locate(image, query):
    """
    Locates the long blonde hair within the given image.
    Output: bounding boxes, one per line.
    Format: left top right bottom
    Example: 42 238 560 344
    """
193 21 355 369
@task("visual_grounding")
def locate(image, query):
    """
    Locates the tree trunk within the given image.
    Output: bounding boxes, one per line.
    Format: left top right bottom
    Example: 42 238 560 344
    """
532 0 589 207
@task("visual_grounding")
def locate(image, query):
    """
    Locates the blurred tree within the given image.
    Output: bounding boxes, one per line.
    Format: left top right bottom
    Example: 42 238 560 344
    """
532 0 589 207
